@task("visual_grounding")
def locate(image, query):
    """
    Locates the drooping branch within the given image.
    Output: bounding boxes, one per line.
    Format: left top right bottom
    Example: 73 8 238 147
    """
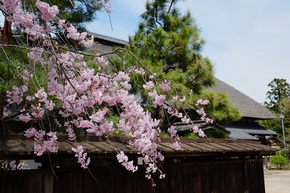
0 0 213 185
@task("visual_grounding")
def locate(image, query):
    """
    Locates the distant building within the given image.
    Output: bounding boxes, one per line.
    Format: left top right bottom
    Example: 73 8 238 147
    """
212 78 277 142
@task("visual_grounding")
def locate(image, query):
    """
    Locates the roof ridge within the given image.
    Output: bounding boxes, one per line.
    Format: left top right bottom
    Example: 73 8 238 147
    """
87 31 128 45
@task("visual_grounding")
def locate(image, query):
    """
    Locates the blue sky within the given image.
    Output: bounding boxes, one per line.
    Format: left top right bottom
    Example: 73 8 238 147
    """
87 0 290 103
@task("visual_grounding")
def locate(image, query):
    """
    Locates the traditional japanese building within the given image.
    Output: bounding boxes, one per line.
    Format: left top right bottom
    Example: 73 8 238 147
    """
212 78 277 142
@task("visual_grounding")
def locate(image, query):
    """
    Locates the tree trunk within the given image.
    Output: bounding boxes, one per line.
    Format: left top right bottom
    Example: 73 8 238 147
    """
2 17 12 45
157 106 167 130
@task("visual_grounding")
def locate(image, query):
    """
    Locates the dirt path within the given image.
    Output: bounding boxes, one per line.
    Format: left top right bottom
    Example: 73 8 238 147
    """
264 170 290 193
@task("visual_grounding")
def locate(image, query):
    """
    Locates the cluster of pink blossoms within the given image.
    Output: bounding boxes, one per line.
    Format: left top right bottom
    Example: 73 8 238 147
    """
36 1 59 22
196 99 213 124
59 19 94 47
72 145 91 169
1 0 58 40
24 128 58 156
1 0 212 183
116 151 138 172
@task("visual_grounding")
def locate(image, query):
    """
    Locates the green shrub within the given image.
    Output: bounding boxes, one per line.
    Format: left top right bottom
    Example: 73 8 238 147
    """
270 155 288 169
280 148 290 160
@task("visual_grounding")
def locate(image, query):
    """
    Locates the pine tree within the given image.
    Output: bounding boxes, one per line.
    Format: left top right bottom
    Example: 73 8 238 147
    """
127 0 214 95
114 0 240 125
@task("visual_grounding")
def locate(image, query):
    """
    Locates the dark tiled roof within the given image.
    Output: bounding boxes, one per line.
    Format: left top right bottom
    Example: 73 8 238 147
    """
225 122 277 140
227 129 259 140
211 78 276 119
88 32 128 46
226 128 277 140
0 135 276 159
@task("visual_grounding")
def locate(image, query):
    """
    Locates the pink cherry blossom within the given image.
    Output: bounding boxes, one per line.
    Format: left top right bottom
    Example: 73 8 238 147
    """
95 56 108 67
198 130 205 137
132 67 145 75
171 141 181 150
171 95 179 102
0 0 21 15
153 94 166 106
72 145 91 169
58 19 67 28
24 127 37 138
168 125 177 138
19 113 32 123
13 12 35 28
82 36 94 48
179 96 186 102
105 3 112 14
25 24 46 41
28 47 44 62
36 1 59 22
20 70 32 81
181 115 190 123
34 130 45 141
35 88 47 101
143 81 154 90
64 122 76 141
116 151 138 172
6 85 27 104
31 104 45 119
34 143 46 156
44 131 58 153
196 99 210 105
159 80 171 92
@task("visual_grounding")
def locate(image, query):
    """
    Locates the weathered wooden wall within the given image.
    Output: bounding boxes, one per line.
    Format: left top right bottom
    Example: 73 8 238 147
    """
0 158 265 193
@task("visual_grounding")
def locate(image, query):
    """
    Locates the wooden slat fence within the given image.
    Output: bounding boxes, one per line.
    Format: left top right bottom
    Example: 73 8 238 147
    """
0 158 266 193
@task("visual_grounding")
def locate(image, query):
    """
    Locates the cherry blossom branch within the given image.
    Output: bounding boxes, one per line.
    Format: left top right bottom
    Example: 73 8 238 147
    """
0 0 214 184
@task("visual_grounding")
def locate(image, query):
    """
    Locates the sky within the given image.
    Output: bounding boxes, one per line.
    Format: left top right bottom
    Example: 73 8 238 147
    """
86 0 290 103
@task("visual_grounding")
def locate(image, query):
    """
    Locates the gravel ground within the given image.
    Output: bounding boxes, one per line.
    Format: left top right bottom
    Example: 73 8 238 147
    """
264 170 290 193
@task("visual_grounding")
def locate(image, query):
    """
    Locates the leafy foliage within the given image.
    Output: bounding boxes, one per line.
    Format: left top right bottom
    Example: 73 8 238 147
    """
265 78 290 112
270 154 288 169
197 89 242 123
0 44 29 96
262 78 290 143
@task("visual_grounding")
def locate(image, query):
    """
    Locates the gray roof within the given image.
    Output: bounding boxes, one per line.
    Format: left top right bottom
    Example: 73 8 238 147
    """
225 122 277 140
211 78 276 119
88 32 128 46
227 129 260 140
227 128 277 140
87 32 128 56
